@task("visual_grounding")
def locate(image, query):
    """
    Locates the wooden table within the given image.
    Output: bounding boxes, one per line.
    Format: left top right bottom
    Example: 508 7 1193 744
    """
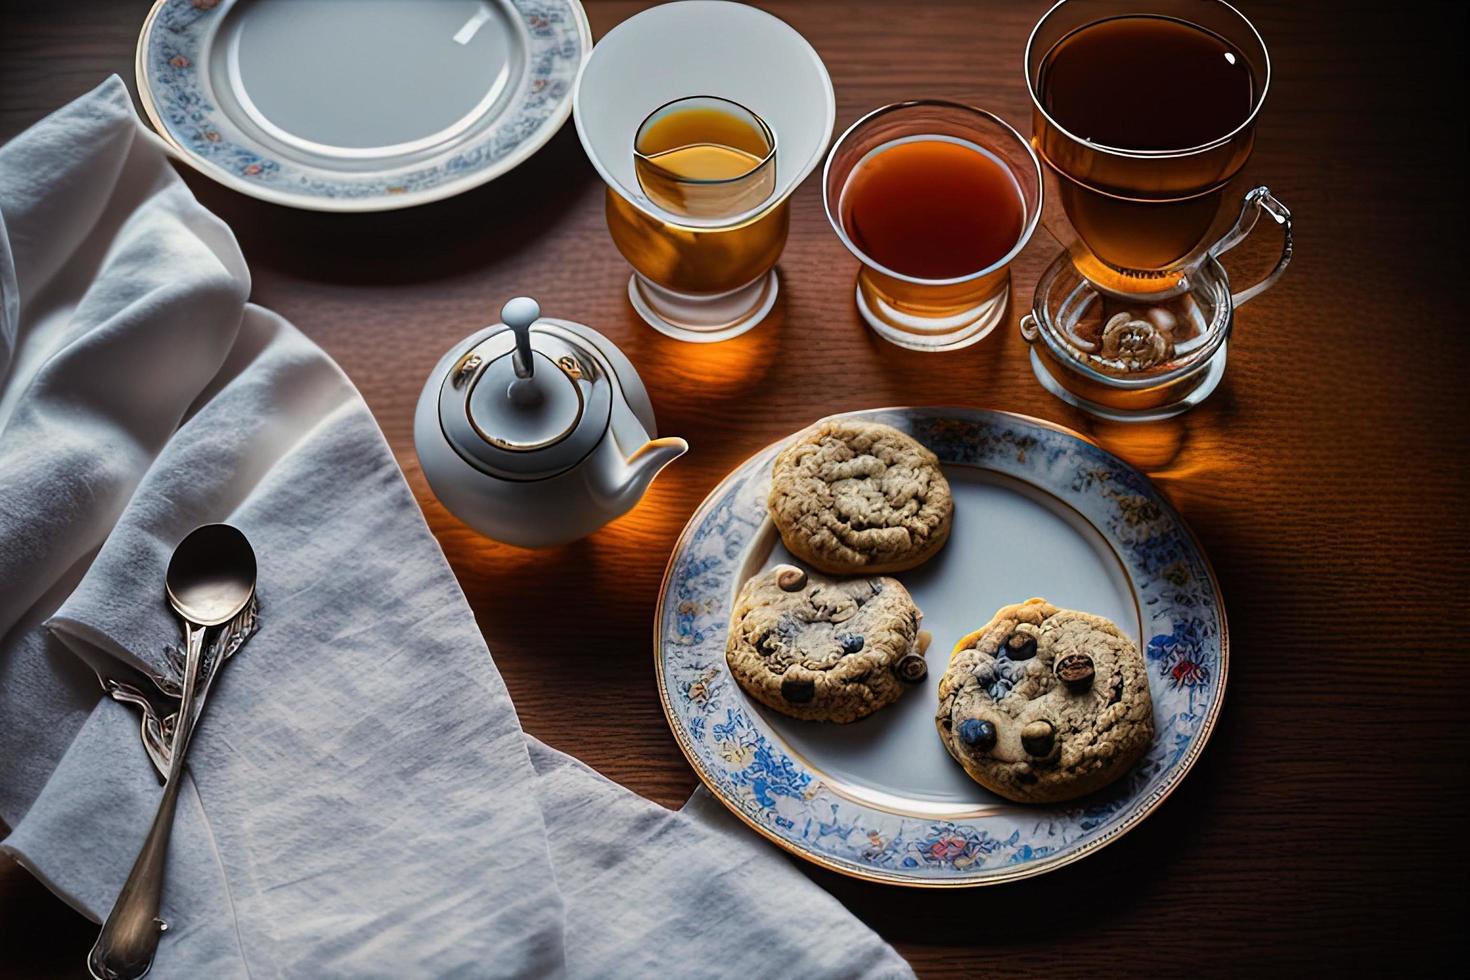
2 1 1465 975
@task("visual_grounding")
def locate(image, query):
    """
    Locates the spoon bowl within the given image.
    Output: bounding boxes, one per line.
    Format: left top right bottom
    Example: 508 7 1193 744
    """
166 523 257 626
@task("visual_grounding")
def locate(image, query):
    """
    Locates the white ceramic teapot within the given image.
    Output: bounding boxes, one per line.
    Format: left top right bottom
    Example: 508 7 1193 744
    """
414 297 687 548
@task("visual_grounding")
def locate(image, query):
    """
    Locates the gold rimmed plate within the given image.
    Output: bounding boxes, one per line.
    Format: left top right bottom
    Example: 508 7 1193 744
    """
135 0 590 212
654 407 1226 886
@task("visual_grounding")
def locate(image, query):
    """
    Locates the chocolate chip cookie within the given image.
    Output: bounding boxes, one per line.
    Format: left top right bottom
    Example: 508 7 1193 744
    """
768 420 953 575
936 599 1154 803
726 564 930 723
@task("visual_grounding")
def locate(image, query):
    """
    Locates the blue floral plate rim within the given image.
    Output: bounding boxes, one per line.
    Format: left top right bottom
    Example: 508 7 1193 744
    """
133 0 591 212
653 407 1228 887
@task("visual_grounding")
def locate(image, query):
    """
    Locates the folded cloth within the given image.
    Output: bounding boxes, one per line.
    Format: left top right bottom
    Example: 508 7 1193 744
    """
0 78 913 979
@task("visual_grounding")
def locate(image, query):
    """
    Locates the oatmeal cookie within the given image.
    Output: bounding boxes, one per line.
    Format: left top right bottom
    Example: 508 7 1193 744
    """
726 564 929 723
768 420 953 574
935 598 1154 803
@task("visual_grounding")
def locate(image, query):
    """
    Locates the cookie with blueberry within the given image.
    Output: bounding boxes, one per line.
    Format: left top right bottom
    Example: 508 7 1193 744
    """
935 598 1154 803
726 564 930 723
767 420 953 575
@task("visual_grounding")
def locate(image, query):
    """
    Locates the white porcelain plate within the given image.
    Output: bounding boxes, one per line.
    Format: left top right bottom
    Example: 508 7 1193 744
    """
655 407 1227 886
136 0 590 211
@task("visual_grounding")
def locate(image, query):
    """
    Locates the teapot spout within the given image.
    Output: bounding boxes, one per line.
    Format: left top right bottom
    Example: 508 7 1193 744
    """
627 437 688 497
597 436 688 510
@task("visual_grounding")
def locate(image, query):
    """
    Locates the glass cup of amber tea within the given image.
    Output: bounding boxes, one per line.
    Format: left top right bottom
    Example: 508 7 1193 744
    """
572 1 836 343
1018 0 1293 422
633 97 776 219
1025 0 1274 298
823 101 1044 351
602 96 787 340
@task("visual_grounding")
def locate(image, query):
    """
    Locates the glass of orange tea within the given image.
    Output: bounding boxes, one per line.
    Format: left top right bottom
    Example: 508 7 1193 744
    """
1025 0 1271 297
572 0 835 343
823 101 1043 351
633 97 776 218
601 96 788 340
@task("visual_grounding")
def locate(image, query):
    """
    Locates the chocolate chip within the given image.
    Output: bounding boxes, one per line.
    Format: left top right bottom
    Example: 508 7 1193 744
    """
1055 653 1095 692
1021 720 1055 756
957 718 996 749
776 567 807 592
894 652 927 683
838 634 865 655
780 676 815 704
1002 633 1037 661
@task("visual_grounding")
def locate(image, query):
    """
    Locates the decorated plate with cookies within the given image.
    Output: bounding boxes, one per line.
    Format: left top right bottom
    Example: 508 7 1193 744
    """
654 407 1226 887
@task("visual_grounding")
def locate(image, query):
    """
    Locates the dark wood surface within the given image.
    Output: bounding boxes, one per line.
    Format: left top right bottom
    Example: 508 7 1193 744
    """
2 1 1466 976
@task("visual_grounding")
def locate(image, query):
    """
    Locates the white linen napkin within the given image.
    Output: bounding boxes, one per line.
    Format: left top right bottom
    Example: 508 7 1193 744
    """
0 77 913 979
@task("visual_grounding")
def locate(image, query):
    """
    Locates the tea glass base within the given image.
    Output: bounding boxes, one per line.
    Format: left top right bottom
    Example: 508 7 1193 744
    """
628 271 778 344
1027 341 1229 423
855 280 1009 352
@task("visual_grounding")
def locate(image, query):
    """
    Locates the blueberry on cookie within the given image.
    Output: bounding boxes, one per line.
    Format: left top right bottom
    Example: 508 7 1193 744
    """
767 420 953 575
726 564 930 723
935 598 1154 803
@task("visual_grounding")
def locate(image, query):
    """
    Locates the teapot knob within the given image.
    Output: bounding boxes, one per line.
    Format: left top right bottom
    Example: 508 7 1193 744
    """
501 296 540 380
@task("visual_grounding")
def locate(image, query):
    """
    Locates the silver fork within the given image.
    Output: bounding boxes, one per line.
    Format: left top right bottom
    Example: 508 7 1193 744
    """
85 598 258 779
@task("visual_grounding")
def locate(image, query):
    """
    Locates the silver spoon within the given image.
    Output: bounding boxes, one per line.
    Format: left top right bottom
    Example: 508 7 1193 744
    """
88 524 257 980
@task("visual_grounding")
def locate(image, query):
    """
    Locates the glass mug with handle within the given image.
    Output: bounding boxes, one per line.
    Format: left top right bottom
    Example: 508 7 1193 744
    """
1019 0 1293 422
1025 0 1288 299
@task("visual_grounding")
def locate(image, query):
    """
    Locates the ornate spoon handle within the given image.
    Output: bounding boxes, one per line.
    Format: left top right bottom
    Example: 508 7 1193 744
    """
87 621 207 980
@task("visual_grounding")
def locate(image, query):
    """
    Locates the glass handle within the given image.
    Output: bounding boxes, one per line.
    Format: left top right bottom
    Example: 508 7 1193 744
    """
1019 313 1041 343
1209 185 1293 308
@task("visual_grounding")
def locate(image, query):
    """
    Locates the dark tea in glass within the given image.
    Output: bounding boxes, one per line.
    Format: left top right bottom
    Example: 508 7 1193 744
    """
841 138 1026 281
1026 0 1270 295
822 101 1043 351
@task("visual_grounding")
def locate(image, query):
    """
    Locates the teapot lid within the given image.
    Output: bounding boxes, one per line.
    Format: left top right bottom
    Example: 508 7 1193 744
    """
439 298 612 480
